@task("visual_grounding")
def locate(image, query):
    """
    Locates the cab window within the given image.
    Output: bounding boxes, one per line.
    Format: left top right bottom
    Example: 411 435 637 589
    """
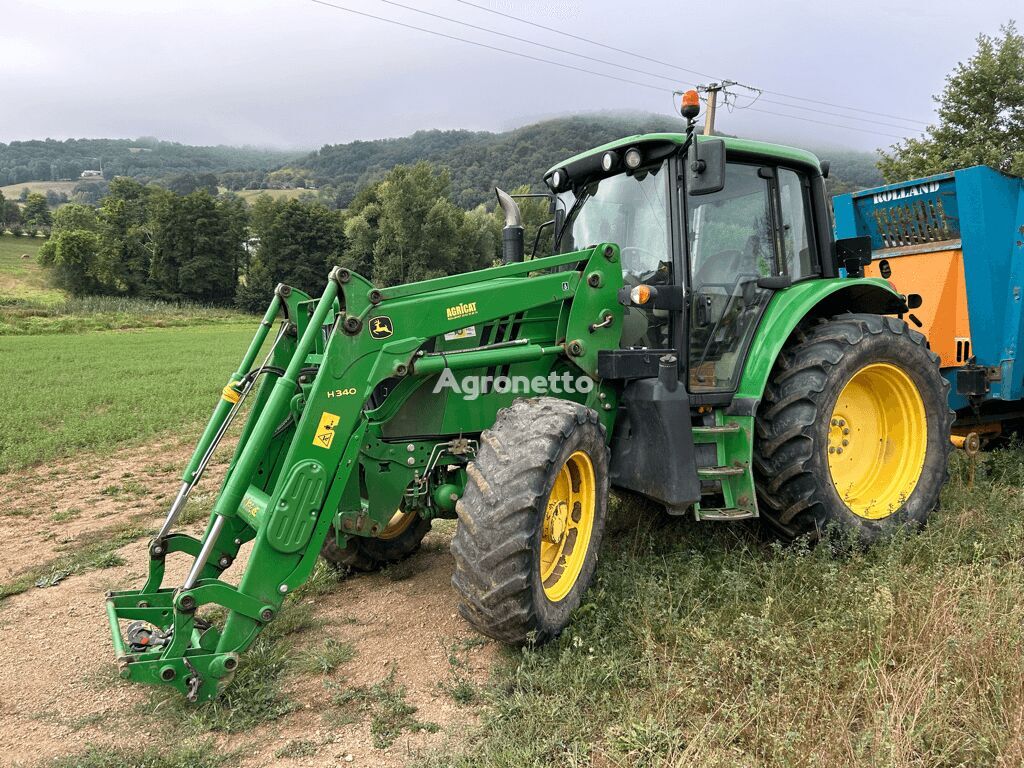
687 163 775 391
777 168 816 279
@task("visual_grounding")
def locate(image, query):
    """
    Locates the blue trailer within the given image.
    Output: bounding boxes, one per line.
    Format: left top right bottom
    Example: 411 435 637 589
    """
834 166 1024 438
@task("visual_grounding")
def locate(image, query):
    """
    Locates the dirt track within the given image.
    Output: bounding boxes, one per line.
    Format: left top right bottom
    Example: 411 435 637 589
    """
0 441 495 767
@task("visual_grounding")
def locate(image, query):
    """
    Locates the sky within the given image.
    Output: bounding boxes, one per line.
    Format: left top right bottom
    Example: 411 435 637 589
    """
1 0 1018 152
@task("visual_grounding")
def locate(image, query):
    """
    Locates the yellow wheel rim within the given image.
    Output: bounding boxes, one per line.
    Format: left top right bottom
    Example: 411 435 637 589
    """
827 362 928 519
539 450 596 602
377 508 417 540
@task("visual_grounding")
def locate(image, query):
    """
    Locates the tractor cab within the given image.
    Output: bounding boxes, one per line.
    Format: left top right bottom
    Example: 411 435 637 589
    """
545 132 834 397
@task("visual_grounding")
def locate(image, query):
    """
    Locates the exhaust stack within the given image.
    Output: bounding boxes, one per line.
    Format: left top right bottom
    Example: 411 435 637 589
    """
495 187 524 264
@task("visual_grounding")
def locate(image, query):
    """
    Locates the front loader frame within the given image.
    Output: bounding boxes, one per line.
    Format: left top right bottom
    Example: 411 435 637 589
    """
106 244 624 701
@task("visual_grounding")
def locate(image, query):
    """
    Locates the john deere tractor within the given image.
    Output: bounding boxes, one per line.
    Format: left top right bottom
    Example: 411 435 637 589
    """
106 97 951 701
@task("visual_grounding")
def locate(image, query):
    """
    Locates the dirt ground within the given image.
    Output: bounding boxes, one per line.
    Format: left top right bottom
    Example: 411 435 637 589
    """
0 440 496 767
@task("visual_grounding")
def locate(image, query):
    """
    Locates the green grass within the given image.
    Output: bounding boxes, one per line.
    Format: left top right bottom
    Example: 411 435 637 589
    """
0 523 146 601
328 668 440 749
0 323 259 472
28 740 229 768
0 294 252 336
0 234 61 305
0 234 252 334
419 449 1024 767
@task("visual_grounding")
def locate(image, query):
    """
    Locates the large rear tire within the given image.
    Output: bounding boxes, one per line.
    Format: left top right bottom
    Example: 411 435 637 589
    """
754 313 952 545
451 398 609 644
321 508 431 572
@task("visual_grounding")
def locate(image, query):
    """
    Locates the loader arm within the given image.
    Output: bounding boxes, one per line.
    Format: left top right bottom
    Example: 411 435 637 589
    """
105 243 624 701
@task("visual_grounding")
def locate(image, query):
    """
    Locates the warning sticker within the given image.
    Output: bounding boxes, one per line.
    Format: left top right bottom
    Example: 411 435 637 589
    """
444 326 477 341
313 412 340 450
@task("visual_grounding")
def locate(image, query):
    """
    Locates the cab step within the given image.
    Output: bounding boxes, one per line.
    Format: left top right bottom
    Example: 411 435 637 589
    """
694 507 758 521
692 423 742 437
697 464 746 478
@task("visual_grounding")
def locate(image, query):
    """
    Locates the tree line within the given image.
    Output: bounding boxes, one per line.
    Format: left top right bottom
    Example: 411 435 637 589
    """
37 164 539 311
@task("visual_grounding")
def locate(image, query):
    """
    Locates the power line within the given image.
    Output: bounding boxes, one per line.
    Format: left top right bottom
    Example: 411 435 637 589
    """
305 0 665 93
451 0 719 82
305 0 913 141
760 90 929 127
746 106 907 141
373 0 691 88
757 97 927 132
451 0 929 128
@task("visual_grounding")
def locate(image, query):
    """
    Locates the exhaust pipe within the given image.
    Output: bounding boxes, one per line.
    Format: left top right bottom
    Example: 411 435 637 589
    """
495 187 524 264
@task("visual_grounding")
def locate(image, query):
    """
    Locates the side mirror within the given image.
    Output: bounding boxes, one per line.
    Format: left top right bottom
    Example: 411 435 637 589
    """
833 235 872 277
686 138 725 196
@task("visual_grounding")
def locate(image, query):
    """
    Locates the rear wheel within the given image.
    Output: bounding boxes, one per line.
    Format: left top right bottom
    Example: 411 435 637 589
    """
754 313 952 545
321 507 431 572
451 398 608 644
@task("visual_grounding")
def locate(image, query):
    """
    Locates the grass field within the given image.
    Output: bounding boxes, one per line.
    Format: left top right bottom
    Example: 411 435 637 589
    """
229 187 314 204
420 455 1024 767
0 234 62 304
0 234 253 334
0 323 257 472
0 179 85 200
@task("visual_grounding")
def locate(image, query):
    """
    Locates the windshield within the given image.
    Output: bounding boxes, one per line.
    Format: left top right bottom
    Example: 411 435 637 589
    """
557 162 669 279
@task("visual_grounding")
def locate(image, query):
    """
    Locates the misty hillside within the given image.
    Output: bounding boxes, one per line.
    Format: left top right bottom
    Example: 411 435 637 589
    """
0 138 301 187
0 115 884 207
295 113 885 208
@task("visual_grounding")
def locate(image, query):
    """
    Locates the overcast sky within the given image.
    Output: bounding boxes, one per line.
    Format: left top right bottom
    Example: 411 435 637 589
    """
2 0 1018 152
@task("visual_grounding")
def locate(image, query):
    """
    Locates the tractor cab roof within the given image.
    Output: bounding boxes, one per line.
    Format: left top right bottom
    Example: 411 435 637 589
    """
544 133 823 191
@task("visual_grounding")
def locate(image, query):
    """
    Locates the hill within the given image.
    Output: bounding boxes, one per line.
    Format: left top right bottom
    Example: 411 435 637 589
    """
297 113 885 208
0 115 885 208
0 137 301 188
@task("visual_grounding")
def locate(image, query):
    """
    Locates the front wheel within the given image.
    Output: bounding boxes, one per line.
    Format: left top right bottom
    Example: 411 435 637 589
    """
451 398 609 644
321 508 431 572
754 313 952 545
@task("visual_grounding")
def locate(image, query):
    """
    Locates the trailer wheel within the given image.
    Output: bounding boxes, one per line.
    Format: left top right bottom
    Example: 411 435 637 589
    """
320 508 431 572
451 397 609 644
754 313 952 545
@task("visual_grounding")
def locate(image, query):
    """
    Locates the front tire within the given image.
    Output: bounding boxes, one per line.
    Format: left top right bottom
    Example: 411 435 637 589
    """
754 313 952 545
321 508 431 572
451 398 609 644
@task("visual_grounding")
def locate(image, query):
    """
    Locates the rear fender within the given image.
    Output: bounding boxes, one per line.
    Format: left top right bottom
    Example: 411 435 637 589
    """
735 278 905 406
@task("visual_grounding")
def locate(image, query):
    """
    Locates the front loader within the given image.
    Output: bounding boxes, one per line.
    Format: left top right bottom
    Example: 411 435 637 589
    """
106 95 952 701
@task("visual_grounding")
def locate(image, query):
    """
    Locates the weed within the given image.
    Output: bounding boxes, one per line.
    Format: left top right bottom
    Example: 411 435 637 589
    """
30 740 228 768
0 524 143 601
51 507 82 522
293 637 356 675
329 669 439 749
274 739 319 759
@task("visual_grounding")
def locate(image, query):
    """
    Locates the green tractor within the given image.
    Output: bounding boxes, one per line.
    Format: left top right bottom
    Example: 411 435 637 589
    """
106 102 951 701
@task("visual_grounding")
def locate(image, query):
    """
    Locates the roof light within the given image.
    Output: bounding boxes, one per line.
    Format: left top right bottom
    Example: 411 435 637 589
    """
624 147 642 170
680 89 700 120
550 168 567 191
629 284 652 305
601 151 619 172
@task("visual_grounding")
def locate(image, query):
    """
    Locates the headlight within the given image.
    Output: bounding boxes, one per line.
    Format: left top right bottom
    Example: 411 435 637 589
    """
624 147 643 170
550 168 567 191
601 151 619 172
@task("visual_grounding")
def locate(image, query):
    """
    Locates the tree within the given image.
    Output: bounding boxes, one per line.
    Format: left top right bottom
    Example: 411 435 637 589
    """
22 192 51 227
40 229 102 295
98 178 153 295
148 189 245 304
879 22 1024 181
236 198 344 311
343 162 495 288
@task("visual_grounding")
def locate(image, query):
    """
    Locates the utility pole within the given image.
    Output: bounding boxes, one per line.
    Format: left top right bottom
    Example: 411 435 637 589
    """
700 81 736 136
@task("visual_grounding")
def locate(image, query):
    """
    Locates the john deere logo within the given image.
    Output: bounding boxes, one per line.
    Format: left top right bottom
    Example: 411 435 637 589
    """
369 316 394 339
